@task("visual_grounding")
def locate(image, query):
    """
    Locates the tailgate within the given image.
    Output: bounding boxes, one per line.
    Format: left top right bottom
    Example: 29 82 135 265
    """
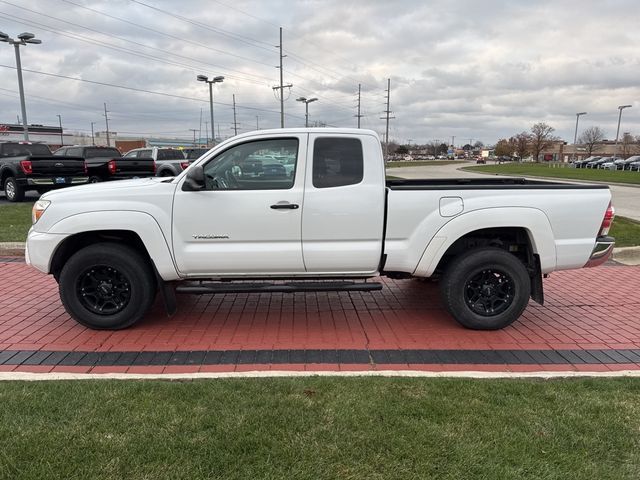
29 156 85 175
115 157 156 175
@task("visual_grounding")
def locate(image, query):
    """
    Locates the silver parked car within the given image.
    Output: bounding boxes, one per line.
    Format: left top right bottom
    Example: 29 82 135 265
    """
123 147 188 177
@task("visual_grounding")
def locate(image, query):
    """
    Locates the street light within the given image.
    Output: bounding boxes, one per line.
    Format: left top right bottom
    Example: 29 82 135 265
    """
296 96 318 127
614 104 632 157
56 114 63 146
572 112 587 162
0 31 42 141
197 74 224 145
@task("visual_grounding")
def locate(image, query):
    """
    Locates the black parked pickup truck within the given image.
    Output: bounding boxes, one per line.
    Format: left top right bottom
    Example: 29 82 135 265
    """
54 146 156 183
0 142 88 202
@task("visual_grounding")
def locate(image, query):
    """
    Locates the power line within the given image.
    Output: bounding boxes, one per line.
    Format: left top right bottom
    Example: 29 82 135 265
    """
0 64 306 119
58 0 276 69
0 9 272 86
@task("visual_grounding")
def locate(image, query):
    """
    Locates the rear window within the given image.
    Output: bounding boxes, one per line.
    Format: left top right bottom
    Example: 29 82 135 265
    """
1 143 51 156
312 137 364 188
86 148 121 157
157 149 184 160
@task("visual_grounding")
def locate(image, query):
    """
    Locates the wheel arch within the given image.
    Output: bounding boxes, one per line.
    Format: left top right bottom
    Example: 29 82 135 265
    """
47 211 179 281
413 207 556 277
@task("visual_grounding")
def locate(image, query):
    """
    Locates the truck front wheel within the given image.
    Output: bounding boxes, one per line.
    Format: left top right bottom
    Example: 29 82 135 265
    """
59 243 156 329
440 247 530 330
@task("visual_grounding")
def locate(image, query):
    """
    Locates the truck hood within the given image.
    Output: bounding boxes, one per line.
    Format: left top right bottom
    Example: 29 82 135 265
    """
41 177 170 201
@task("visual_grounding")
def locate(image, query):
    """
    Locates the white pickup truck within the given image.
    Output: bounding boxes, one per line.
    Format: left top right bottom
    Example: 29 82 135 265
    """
26 128 615 331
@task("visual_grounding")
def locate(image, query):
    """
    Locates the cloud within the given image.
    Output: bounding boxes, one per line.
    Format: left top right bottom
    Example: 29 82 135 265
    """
0 0 638 145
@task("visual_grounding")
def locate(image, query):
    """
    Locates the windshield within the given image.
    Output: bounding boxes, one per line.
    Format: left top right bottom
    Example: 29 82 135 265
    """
1 143 51 156
86 148 121 157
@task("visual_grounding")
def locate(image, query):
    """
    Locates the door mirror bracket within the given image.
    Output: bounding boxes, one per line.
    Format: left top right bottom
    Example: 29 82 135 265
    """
182 165 205 191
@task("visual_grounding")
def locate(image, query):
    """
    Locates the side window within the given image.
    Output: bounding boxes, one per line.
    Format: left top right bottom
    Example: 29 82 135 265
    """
202 138 298 191
138 150 152 159
53 148 66 156
313 137 364 188
67 147 83 157
124 151 138 158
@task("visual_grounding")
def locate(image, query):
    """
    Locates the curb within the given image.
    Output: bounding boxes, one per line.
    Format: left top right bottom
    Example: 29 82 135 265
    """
2 243 640 265
2 370 640 381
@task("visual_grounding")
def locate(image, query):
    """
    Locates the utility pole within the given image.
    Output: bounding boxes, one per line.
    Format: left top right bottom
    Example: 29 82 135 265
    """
103 102 111 147
451 136 455 148
380 78 394 161
355 83 363 128
56 114 63 146
232 94 238 136
90 121 95 145
198 108 203 146
256 116 260 130
189 128 198 146
273 27 292 128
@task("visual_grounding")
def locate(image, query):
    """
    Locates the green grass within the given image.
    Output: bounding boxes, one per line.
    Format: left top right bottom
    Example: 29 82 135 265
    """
465 163 640 185
387 160 465 168
1 378 639 479
0 203 33 242
610 216 640 248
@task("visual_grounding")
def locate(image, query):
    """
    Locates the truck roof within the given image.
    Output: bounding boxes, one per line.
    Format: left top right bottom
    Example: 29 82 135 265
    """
229 127 379 141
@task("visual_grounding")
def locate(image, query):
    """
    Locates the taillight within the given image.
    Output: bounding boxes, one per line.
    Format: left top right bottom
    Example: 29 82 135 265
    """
20 160 32 174
108 159 117 175
83 161 88 174
599 202 615 236
180 161 190 170
152 161 156 174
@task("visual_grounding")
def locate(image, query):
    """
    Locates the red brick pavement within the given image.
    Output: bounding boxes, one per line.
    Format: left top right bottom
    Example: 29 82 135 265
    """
1 260 639 373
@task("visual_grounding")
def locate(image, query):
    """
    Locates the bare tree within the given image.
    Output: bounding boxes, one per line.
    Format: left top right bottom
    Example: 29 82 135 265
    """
578 126 606 156
621 132 639 157
530 122 557 162
510 132 531 161
473 140 484 149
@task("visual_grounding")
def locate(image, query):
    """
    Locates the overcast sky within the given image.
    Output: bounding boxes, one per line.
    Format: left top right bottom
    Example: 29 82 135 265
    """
1 0 639 145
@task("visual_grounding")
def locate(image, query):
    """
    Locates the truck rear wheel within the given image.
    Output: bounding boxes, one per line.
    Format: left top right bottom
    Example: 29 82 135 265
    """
4 176 24 202
59 243 156 330
440 247 530 330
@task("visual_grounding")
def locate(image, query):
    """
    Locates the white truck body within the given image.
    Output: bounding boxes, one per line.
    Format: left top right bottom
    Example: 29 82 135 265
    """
25 128 615 330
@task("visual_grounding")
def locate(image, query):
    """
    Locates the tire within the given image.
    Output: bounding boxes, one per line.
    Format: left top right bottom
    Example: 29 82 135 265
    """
59 243 157 330
88 175 101 183
158 170 174 177
440 247 530 330
4 176 25 202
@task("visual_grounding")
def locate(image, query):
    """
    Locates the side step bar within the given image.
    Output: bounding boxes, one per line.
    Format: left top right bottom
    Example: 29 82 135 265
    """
175 281 383 295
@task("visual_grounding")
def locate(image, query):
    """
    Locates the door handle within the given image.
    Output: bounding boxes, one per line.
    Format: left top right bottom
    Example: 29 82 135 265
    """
270 203 299 210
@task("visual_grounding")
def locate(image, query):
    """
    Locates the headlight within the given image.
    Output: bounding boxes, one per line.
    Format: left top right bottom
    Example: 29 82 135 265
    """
32 200 51 224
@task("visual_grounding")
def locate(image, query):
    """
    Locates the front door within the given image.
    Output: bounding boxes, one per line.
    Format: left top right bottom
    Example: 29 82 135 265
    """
172 135 307 276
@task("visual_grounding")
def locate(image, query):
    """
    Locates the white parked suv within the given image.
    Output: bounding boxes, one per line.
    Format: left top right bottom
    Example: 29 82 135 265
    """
123 147 188 177
26 129 615 331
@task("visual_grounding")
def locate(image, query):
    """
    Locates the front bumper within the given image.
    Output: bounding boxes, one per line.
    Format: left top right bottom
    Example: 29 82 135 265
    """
25 229 69 274
584 235 615 268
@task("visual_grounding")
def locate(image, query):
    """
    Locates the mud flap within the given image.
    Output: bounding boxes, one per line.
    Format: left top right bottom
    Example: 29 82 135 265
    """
153 264 177 316
530 254 544 305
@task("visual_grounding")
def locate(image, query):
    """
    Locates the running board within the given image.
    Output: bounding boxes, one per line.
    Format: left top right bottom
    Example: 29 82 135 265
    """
175 281 383 295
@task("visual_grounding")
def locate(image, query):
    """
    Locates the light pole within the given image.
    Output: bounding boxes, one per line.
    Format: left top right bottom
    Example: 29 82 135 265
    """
56 114 63 147
90 121 95 145
573 112 587 162
296 96 318 127
197 75 224 145
614 105 632 157
0 31 42 141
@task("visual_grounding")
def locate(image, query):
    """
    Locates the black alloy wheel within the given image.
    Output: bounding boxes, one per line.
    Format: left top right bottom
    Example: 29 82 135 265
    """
76 265 132 315
463 268 515 316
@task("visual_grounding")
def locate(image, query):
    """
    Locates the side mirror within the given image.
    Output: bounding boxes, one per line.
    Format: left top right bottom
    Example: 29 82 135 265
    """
182 165 205 191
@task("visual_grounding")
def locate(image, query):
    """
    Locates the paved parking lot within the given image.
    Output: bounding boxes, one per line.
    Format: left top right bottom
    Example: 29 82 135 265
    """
1 258 639 374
